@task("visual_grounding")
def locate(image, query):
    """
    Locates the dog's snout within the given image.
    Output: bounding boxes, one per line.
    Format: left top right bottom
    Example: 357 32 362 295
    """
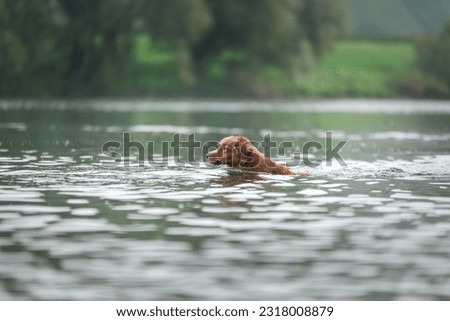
206 149 217 158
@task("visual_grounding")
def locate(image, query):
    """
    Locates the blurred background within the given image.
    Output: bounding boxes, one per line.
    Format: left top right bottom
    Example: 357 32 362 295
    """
1 0 450 99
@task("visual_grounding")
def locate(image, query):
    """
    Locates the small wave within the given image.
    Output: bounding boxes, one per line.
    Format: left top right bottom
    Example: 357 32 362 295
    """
299 155 450 178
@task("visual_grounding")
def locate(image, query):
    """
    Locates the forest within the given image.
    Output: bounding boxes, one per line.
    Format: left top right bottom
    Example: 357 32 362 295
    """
0 0 449 98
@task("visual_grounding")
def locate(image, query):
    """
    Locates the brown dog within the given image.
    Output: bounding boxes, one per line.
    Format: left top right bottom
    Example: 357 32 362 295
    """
206 136 308 176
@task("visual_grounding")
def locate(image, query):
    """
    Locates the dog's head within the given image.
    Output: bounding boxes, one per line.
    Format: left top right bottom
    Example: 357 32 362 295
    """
206 136 260 168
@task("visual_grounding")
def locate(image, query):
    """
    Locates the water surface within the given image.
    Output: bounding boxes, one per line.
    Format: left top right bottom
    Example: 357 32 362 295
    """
0 99 449 300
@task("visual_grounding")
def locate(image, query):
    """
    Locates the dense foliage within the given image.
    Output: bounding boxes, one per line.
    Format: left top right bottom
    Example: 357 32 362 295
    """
0 0 347 97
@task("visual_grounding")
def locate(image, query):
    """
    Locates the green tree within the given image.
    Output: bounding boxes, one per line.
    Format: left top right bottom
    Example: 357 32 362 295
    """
143 0 213 84
53 0 139 95
0 0 52 95
416 21 450 97
191 0 306 93
194 0 348 93
300 0 348 57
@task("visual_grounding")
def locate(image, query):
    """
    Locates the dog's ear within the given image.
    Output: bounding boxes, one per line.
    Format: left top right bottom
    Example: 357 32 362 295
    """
240 142 259 168
241 142 257 156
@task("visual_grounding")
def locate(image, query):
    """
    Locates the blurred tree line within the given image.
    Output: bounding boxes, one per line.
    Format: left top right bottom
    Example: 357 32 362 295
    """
0 0 348 97
415 21 450 98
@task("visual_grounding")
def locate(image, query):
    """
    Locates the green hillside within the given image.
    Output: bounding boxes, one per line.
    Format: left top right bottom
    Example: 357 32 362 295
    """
347 0 450 38
301 41 416 97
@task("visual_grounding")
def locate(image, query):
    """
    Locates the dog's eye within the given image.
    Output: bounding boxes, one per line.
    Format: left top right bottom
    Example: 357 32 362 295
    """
233 142 240 148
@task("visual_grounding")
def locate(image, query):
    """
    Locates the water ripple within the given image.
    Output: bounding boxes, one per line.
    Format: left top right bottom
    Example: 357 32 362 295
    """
1 100 450 300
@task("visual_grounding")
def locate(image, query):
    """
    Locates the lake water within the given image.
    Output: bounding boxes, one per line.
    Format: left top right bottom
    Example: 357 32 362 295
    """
0 99 449 300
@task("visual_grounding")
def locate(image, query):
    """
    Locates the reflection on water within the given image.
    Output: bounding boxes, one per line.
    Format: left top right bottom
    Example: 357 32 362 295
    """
0 100 449 300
